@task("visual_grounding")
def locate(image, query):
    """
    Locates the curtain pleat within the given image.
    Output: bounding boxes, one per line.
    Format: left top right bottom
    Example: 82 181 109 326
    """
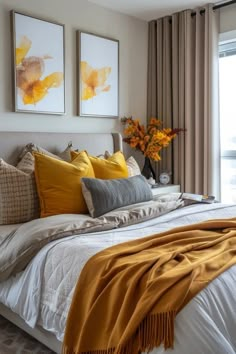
171 14 180 185
147 21 157 118
194 11 204 193
159 17 173 175
209 6 220 198
184 10 195 193
204 8 210 193
156 20 163 120
147 5 220 198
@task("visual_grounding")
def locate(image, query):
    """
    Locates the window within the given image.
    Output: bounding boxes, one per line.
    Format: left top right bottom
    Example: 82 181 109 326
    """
219 40 236 203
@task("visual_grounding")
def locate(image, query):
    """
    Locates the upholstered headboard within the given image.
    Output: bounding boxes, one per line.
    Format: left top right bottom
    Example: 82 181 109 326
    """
0 132 123 165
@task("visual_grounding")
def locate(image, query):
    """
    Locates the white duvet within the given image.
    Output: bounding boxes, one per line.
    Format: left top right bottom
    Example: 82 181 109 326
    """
1 202 236 354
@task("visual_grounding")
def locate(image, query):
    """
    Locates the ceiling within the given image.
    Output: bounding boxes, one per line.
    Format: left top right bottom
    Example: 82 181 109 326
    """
88 0 220 21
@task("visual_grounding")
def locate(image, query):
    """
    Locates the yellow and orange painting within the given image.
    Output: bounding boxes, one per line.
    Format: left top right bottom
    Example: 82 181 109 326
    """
80 61 111 101
78 31 118 117
15 35 64 106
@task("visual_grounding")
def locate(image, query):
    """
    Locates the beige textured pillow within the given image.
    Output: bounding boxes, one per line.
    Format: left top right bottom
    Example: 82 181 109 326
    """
0 154 39 225
126 156 141 177
18 142 75 163
18 143 62 161
58 142 74 162
16 152 35 173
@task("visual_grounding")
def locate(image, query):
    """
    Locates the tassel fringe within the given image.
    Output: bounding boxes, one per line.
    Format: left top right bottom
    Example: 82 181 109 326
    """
62 311 176 354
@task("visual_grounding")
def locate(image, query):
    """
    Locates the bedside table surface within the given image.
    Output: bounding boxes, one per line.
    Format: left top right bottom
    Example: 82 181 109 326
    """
151 184 180 195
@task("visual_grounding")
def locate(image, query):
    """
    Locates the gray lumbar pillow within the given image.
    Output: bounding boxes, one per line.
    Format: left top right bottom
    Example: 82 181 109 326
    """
81 175 153 218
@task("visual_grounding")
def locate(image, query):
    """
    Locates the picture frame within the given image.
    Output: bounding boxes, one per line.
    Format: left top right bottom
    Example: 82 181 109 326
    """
11 11 65 115
77 31 119 118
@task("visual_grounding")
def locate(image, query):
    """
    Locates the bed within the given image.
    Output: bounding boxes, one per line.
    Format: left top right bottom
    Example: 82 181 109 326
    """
0 131 236 354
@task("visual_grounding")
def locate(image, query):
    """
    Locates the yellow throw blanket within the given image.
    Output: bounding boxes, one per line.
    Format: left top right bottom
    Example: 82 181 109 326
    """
62 218 236 354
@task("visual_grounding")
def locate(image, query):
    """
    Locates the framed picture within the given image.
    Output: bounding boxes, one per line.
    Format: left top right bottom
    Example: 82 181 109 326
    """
77 31 119 118
11 11 65 115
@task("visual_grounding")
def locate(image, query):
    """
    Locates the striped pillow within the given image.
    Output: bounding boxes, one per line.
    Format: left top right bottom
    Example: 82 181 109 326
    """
0 153 39 224
126 156 141 177
16 151 35 173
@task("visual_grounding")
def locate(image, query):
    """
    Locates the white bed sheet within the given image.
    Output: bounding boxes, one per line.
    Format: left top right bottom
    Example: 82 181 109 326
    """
0 203 236 354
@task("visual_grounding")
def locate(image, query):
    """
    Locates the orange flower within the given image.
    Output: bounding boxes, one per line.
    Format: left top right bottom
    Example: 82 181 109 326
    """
80 61 111 100
16 36 64 106
122 116 184 162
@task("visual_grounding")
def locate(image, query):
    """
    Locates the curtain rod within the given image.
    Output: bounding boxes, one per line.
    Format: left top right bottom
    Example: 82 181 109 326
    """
161 0 236 23
192 0 236 16
213 0 236 10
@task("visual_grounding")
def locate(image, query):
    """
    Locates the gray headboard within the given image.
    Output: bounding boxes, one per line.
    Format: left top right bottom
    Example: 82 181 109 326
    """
0 132 123 165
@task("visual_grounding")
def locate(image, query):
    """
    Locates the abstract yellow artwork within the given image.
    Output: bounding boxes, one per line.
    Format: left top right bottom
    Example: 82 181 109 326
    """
12 11 65 114
78 31 119 118
80 61 111 101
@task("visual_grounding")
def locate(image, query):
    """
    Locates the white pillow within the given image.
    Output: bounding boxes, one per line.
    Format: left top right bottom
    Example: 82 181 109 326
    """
126 156 141 177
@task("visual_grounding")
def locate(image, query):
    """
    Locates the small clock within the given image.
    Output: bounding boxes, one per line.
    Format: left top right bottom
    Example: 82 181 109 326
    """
159 172 171 185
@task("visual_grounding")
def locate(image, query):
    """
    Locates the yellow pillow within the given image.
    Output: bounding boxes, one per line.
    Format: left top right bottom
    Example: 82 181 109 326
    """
34 151 95 217
71 151 128 179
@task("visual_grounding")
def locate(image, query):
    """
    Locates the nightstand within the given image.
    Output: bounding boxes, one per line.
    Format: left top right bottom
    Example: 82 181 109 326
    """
151 184 180 196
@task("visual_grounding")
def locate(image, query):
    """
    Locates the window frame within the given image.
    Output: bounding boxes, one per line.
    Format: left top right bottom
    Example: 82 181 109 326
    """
219 34 236 163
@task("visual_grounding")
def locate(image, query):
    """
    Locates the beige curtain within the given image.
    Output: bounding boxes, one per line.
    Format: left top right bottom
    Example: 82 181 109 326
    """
147 5 220 199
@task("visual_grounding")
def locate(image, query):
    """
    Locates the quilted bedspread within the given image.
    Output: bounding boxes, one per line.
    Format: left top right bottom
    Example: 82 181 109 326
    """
0 201 236 354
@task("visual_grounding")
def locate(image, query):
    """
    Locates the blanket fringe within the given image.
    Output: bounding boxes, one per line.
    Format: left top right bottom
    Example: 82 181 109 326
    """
62 348 115 354
137 311 176 351
62 311 176 354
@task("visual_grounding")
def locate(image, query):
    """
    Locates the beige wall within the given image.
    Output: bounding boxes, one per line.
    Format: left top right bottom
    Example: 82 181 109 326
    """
0 0 148 134
220 3 236 33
